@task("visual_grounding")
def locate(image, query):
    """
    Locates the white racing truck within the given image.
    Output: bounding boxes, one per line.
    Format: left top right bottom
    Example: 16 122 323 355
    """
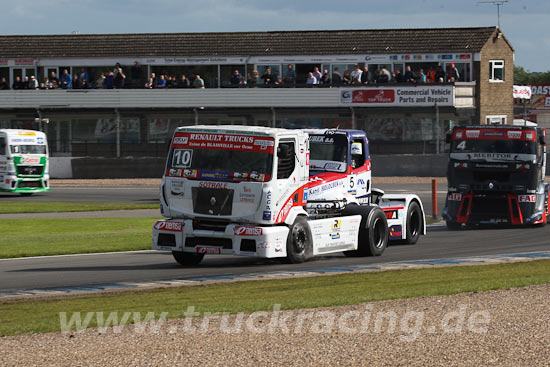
153 126 425 265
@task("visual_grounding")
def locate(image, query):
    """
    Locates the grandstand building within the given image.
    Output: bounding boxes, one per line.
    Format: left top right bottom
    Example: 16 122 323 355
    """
0 26 514 164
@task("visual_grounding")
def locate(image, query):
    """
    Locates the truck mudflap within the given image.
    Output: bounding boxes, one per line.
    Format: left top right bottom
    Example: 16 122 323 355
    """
443 191 550 226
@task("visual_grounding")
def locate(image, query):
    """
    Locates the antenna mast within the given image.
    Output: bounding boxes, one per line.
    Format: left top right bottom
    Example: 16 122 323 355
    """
477 0 509 28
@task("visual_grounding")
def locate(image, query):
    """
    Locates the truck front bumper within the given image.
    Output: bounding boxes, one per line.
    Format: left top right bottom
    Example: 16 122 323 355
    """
152 219 289 258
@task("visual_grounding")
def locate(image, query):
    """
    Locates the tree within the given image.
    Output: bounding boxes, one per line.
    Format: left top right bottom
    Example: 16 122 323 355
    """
514 65 550 84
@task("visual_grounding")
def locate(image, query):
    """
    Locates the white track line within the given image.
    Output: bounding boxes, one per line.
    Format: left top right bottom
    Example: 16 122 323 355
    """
0 250 158 261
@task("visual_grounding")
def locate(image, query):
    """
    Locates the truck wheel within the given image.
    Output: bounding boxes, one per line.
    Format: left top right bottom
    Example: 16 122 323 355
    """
445 220 461 230
343 205 388 257
284 216 313 264
172 251 204 266
403 202 422 245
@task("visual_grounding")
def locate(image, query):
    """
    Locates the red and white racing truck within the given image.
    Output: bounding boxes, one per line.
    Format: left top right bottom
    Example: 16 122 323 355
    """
153 126 425 265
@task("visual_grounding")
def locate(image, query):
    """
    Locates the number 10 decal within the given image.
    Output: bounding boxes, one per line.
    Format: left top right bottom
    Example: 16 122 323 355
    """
173 149 193 168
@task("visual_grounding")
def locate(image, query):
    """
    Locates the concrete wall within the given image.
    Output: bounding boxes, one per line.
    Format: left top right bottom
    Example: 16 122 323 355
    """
371 154 448 177
49 154 549 179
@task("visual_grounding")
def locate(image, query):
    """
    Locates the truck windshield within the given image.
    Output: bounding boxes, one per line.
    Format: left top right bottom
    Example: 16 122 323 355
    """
10 145 47 154
309 134 348 172
167 132 274 182
451 140 536 155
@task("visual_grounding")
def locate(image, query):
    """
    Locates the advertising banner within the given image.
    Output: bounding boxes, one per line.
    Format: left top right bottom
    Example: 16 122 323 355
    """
340 85 454 107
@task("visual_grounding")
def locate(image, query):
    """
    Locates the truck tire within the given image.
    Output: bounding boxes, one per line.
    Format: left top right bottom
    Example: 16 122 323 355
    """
403 201 422 245
445 220 462 230
283 216 313 264
172 251 204 266
342 205 388 257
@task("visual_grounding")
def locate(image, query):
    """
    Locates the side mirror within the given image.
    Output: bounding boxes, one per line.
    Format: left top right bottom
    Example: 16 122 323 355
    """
350 142 363 156
539 134 546 145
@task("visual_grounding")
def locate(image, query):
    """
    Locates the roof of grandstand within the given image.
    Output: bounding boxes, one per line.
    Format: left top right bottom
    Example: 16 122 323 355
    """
0 27 502 58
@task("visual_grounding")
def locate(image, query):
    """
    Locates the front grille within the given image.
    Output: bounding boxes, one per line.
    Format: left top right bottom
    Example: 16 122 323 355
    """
158 233 176 247
469 195 510 221
192 219 230 231
240 240 256 252
185 237 232 249
17 165 44 176
17 181 42 188
192 187 233 216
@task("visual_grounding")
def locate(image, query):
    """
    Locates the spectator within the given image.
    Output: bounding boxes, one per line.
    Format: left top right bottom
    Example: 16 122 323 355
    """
247 70 259 87
28 76 39 89
306 72 317 85
22 76 30 89
72 75 82 89
49 71 59 86
39 82 47 90
379 68 390 83
79 68 88 84
438 77 445 83
103 72 115 89
418 68 426 83
435 66 445 83
230 69 241 86
167 76 178 88
261 68 274 85
193 74 205 88
60 69 72 89
283 64 296 86
394 69 404 83
130 61 142 88
114 67 126 88
156 74 167 88
404 66 416 83
320 69 331 85
95 72 106 89
0 77 9 90
332 67 342 86
82 79 91 89
239 75 247 88
447 62 460 82
350 65 362 84
273 77 283 87
177 75 190 88
426 66 436 83
12 76 23 90
312 66 322 82
144 72 157 88
360 66 369 85
343 70 352 85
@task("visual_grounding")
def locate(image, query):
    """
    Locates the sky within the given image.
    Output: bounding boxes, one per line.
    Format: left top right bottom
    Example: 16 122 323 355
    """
1 0 548 71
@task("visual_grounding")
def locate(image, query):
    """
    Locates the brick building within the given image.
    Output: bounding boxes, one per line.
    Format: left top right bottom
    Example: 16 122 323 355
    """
0 26 514 164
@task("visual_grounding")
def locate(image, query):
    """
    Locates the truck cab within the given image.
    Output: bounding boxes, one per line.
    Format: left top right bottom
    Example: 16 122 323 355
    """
443 125 549 227
0 129 50 195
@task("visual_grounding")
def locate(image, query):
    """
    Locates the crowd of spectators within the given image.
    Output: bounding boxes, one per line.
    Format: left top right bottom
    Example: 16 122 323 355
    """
0 61 462 91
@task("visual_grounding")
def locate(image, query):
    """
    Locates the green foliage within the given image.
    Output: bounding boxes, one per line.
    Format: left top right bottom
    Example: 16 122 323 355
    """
514 65 550 84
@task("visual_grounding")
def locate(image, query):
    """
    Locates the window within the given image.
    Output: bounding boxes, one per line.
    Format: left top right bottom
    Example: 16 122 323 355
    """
0 137 5 155
277 141 295 179
485 115 507 125
489 60 504 82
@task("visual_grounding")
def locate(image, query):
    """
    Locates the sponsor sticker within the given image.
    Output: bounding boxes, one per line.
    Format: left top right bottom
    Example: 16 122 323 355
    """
262 211 271 220
154 221 183 232
234 226 263 236
389 225 403 239
196 246 221 254
507 130 522 140
384 210 398 219
199 181 228 189
518 195 536 203
173 136 189 145
448 193 463 201
21 157 40 164
465 130 480 138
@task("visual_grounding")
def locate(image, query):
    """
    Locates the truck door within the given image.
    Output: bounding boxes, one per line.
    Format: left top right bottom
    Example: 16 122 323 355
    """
274 138 301 223
350 137 371 203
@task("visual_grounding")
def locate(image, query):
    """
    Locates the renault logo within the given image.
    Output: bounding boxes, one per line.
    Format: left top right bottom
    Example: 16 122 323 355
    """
210 197 216 206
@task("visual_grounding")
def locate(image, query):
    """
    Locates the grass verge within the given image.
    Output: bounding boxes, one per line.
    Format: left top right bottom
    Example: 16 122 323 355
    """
0 218 157 258
1 259 550 336
0 202 158 214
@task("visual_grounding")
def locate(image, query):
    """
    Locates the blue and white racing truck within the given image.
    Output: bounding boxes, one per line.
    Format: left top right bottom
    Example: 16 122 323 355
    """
153 126 425 265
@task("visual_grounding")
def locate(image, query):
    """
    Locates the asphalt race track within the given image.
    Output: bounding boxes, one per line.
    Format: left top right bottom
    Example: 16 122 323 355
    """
1 224 549 292
3 180 547 293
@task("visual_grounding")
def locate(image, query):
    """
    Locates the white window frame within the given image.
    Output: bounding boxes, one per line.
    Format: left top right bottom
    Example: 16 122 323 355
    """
489 60 504 82
486 115 507 125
